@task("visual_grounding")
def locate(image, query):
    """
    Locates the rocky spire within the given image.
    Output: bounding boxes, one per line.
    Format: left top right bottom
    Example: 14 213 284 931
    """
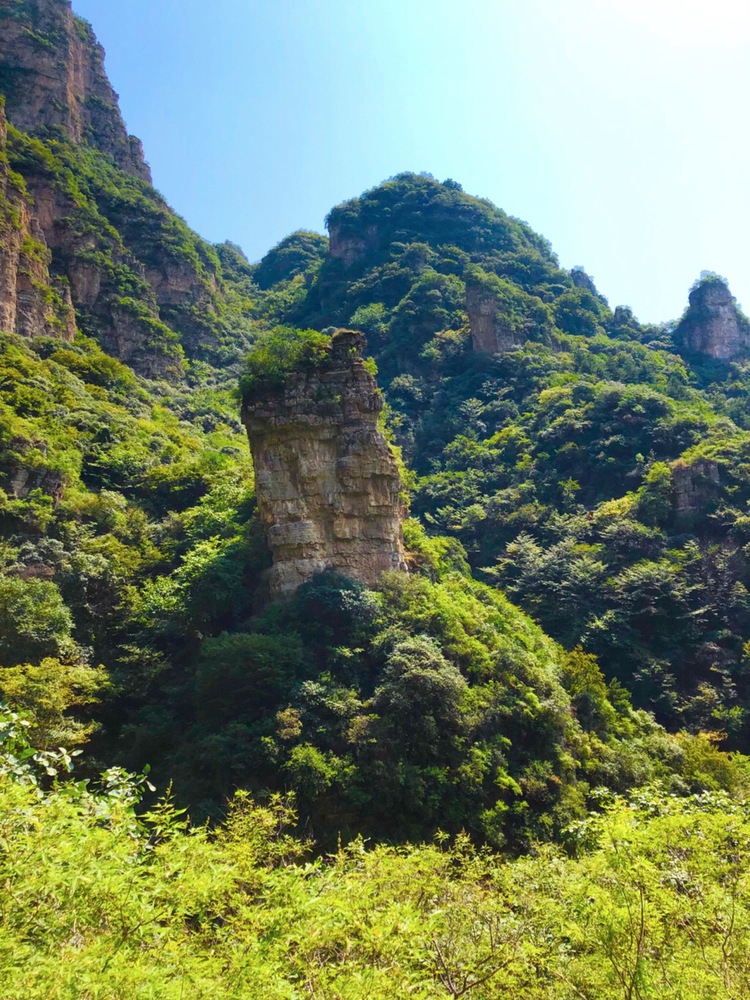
242 330 407 599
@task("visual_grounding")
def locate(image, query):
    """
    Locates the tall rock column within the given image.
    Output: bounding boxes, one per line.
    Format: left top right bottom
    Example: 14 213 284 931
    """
241 330 407 599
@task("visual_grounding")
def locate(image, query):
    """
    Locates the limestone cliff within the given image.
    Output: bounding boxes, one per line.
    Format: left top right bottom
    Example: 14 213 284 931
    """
674 277 750 361
466 272 552 354
0 0 150 181
242 330 407 599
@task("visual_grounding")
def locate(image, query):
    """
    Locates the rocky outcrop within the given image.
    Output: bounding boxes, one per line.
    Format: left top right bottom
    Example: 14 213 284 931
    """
328 223 378 269
570 266 600 297
672 459 720 517
242 330 407 599
0 0 150 181
466 282 521 353
0 1 230 376
1 435 64 502
674 278 750 361
0 100 76 340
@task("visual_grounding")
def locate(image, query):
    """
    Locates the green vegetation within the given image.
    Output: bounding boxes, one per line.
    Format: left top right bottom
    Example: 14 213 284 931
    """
5 163 750 843
239 325 332 398
4 123 260 373
5 20 750 981
3 710 750 998
254 229 328 290
255 173 750 745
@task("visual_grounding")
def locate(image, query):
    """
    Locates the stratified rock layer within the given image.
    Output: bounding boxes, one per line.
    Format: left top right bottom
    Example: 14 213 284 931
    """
674 279 750 361
242 330 407 599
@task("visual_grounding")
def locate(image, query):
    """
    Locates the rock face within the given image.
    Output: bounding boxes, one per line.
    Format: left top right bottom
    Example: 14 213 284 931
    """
0 0 238 377
672 459 720 518
570 266 600 297
466 282 521 353
674 278 750 361
0 0 150 181
0 100 76 341
242 330 407 599
328 223 379 269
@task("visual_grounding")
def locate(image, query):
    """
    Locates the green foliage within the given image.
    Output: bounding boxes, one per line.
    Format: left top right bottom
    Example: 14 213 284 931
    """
0 576 73 664
6 40 750 983
0 657 107 750
2 738 750 997
247 172 750 747
5 98 750 869
254 229 328 289
239 325 331 398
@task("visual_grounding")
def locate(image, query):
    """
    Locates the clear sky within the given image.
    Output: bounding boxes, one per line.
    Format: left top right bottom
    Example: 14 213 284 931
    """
71 0 750 324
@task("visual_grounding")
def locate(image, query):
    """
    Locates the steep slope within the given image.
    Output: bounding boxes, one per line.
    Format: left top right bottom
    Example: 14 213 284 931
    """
0 0 150 180
0 98 77 341
0 0 257 376
256 176 750 742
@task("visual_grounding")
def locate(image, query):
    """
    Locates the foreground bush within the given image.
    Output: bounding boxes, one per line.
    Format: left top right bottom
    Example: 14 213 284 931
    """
2 710 750 999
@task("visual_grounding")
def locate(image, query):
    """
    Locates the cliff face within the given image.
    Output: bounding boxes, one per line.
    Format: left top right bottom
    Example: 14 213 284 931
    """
674 278 750 361
0 0 150 181
328 222 379 269
672 458 720 521
466 281 520 353
0 100 76 341
0 0 251 377
242 330 407 599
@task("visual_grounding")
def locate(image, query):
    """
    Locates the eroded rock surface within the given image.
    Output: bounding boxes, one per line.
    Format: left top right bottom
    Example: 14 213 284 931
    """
674 278 750 361
242 330 407 599
0 0 230 376
466 281 525 353
328 223 379 269
0 100 76 341
672 459 720 517
0 0 150 181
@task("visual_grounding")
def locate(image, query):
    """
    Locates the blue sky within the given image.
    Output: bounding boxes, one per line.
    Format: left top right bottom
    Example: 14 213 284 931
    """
71 0 750 324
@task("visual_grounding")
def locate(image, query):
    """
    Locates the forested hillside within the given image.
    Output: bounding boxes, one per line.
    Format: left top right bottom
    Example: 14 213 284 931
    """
259 177 750 741
3 1 750 994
